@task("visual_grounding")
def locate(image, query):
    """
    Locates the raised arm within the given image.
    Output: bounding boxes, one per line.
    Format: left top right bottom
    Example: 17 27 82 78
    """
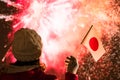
65 56 79 80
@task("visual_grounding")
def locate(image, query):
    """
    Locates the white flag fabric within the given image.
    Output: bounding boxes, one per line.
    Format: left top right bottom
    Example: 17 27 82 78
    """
82 26 105 61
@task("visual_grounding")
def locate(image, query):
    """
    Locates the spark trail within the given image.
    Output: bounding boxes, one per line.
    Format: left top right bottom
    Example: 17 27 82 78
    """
1 0 119 80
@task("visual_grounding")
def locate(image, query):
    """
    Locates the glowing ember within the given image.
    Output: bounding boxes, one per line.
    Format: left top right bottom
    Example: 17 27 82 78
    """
1 0 119 80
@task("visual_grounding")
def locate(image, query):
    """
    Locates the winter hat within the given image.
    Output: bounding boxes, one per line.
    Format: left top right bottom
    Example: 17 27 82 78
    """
12 28 42 62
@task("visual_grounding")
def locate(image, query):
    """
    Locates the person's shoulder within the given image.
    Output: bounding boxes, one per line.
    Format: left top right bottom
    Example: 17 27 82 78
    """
44 74 57 80
34 67 57 80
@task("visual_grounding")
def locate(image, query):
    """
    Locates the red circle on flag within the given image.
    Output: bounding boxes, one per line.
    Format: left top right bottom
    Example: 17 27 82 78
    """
89 37 99 51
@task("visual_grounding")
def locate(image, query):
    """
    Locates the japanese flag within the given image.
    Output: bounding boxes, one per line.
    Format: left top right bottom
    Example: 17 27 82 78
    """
82 26 105 62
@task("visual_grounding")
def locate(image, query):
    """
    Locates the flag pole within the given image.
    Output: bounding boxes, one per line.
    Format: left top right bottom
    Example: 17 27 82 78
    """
80 25 93 44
